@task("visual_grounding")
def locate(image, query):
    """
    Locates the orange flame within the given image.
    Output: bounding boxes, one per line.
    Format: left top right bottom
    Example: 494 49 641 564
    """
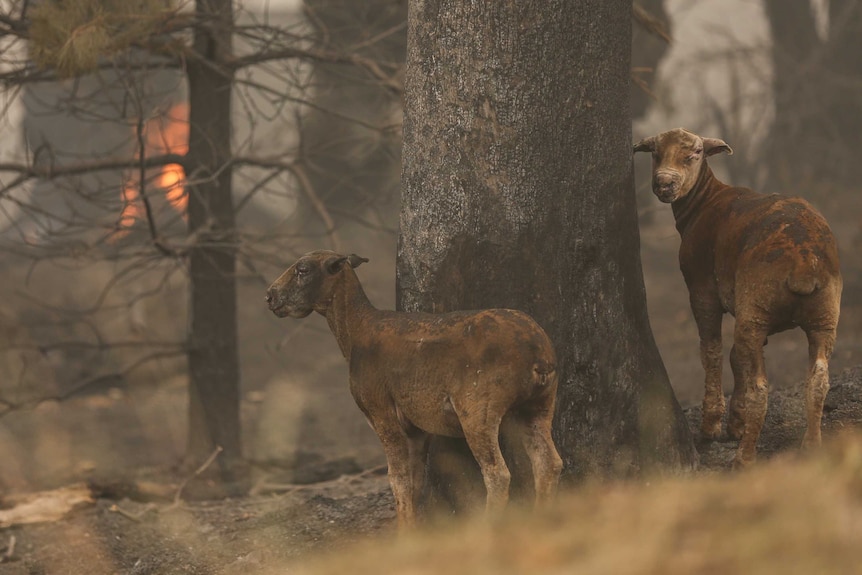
148 103 189 215
113 103 189 241
118 184 143 231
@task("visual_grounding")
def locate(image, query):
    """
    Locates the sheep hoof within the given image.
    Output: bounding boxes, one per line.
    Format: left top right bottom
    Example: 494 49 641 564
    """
727 425 744 441
730 453 755 471
801 433 822 450
700 421 722 442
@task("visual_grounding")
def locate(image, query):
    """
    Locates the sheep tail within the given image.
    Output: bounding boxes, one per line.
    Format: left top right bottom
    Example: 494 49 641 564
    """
787 262 820 296
533 360 556 386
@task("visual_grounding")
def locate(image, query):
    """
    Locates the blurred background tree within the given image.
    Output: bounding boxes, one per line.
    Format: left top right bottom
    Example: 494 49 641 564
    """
763 0 862 191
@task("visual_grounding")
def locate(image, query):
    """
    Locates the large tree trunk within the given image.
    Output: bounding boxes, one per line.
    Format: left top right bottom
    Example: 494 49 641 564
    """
398 0 696 498
184 0 242 474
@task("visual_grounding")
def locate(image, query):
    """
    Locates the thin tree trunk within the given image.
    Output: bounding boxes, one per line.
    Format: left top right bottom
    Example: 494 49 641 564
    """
825 0 862 186
763 0 825 190
185 0 242 473
399 0 696 498
764 0 862 191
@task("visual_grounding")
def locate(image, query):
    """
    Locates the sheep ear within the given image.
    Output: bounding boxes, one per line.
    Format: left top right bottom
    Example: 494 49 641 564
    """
703 137 733 156
326 254 368 274
347 254 369 268
325 256 349 274
633 136 656 154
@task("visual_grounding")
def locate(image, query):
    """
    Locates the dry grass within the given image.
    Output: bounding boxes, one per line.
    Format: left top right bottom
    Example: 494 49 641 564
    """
295 432 862 575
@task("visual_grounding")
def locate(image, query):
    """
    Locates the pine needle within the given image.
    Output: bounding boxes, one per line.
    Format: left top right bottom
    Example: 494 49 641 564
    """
29 0 179 77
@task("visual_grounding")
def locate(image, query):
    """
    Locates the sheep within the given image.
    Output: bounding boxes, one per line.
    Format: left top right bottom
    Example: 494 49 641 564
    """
634 128 842 469
265 250 563 528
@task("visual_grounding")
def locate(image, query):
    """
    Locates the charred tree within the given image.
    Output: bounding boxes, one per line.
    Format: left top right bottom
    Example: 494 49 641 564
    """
398 0 697 500
184 0 242 473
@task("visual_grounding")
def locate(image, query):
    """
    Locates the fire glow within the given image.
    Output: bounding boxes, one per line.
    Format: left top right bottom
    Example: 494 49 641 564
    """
114 103 189 240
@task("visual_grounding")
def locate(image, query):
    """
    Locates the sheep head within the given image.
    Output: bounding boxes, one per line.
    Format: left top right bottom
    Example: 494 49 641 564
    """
266 250 368 318
633 128 732 203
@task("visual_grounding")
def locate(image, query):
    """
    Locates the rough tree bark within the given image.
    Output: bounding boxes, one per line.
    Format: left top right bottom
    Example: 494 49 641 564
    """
398 0 697 494
184 0 242 472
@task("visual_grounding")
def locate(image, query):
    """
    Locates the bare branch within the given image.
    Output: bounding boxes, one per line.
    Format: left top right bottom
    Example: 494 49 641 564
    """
0 153 186 184
633 3 672 44
230 46 402 94
169 445 223 507
127 83 176 257
0 349 186 418
289 161 341 252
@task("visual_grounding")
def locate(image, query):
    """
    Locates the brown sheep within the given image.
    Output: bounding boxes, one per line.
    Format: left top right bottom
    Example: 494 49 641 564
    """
266 250 563 528
634 128 842 469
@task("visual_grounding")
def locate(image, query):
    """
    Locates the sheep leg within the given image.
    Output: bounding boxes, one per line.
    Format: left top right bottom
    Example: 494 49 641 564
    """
520 416 563 506
691 301 725 440
374 419 417 529
802 329 835 449
727 344 747 440
731 321 768 469
407 432 430 514
454 405 510 518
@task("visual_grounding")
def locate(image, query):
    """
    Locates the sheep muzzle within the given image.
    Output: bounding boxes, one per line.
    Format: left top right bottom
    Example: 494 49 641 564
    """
652 170 682 202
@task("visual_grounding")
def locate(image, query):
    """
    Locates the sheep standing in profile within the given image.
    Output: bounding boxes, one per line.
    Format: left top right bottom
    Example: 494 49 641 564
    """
266 250 563 528
634 128 842 469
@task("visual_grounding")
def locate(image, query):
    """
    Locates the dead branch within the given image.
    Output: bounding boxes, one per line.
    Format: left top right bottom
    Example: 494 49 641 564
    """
0 535 15 563
633 3 672 44
631 70 657 101
0 350 186 418
128 86 176 257
230 46 402 94
288 161 341 252
0 153 186 185
249 464 388 496
108 502 157 522
166 445 224 510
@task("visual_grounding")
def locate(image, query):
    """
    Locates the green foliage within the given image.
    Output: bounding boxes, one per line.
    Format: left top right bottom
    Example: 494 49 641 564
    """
29 0 176 77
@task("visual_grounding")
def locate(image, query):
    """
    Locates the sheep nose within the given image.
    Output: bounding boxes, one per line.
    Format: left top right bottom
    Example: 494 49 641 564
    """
264 290 273 304
654 173 675 189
